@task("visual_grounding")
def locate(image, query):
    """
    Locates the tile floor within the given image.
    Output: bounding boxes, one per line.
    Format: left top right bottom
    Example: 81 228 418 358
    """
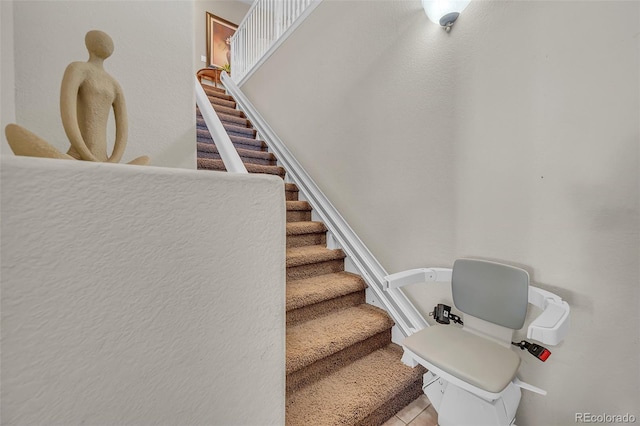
383 395 438 426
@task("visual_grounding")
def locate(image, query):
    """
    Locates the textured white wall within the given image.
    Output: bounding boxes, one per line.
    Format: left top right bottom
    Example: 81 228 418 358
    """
1 0 16 155
193 0 250 73
0 156 286 425
241 1 639 424
9 1 195 168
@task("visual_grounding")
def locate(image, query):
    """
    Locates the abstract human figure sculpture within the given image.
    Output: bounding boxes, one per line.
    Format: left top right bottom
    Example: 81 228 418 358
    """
5 30 149 165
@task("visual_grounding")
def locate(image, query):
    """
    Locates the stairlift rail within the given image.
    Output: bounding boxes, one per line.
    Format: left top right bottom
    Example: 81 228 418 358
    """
194 77 247 174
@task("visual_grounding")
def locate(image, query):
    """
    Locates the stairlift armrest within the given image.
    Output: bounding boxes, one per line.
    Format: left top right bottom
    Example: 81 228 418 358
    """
384 268 452 290
527 286 570 346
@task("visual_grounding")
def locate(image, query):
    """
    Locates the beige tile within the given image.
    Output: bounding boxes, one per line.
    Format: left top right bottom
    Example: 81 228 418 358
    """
382 416 407 426
407 405 438 426
396 395 430 423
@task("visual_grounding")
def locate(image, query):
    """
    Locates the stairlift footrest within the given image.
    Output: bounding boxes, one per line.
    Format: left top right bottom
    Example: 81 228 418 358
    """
401 351 419 368
513 377 547 396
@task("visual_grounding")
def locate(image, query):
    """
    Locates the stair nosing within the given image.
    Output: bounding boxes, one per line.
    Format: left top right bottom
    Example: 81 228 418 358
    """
286 221 327 236
286 272 367 311
286 245 345 268
286 201 311 211
197 143 275 161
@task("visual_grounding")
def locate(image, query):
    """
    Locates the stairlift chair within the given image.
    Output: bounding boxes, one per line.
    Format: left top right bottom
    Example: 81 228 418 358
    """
384 259 570 426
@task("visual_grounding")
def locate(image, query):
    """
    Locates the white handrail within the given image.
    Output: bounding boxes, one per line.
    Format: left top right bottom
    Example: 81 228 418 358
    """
194 77 247 174
230 0 322 86
221 72 428 337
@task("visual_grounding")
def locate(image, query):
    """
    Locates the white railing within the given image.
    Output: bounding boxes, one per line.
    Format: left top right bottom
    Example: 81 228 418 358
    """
221 72 429 338
230 0 322 85
194 77 247 173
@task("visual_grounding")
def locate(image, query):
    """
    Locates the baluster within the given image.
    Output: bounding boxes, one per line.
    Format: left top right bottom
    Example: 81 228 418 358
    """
258 1 262 59
251 12 256 66
268 0 272 45
231 0 317 82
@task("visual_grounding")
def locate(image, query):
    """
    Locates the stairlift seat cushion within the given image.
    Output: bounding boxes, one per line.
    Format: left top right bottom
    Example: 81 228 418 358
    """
403 325 521 394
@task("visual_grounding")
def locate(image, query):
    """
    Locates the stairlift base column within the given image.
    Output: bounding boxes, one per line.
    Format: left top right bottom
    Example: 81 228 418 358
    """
423 372 521 426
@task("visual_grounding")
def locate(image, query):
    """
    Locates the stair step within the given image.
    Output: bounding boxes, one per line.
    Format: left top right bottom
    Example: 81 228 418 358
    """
197 138 266 153
286 245 344 268
208 95 236 109
201 84 226 95
196 130 267 152
285 183 299 201
286 200 312 222
197 114 251 129
286 304 394 393
207 104 245 118
229 135 267 151
287 272 367 312
202 88 234 102
286 245 345 280
197 142 274 160
197 143 276 166
224 123 256 138
286 304 393 375
286 221 327 248
286 344 426 425
197 158 286 178
196 118 256 139
287 272 366 325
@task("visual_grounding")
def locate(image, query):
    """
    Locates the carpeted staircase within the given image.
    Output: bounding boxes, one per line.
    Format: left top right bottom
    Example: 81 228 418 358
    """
197 83 426 425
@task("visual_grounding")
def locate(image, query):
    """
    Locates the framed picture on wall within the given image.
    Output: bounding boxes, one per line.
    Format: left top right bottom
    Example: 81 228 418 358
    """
206 12 238 69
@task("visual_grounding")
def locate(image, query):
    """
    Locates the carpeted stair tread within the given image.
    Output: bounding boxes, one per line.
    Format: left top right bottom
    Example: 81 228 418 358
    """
197 142 275 162
286 304 394 375
224 123 256 138
286 200 311 211
286 245 344 268
197 114 250 129
197 130 267 151
286 221 327 248
285 183 300 201
229 135 267 150
208 95 236 109
286 221 326 236
198 158 285 177
285 183 299 192
201 84 225 95
208 104 246 118
286 201 313 223
285 344 426 426
198 139 267 153
201 88 234 102
197 151 275 166
286 272 366 312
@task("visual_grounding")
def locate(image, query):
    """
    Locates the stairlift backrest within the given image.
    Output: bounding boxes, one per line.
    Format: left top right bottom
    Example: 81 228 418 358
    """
452 259 529 328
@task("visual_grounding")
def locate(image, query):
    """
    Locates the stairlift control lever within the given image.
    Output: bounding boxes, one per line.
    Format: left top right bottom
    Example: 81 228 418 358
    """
430 304 463 325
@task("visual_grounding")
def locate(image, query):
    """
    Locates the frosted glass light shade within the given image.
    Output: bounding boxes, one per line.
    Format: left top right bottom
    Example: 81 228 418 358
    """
422 0 470 27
